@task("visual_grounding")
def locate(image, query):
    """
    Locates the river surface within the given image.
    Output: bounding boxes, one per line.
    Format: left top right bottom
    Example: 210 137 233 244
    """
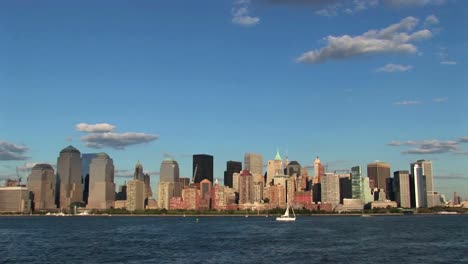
0 215 467 263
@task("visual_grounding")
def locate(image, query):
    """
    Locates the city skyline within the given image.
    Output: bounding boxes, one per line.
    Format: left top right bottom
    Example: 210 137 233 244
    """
1 1 467 199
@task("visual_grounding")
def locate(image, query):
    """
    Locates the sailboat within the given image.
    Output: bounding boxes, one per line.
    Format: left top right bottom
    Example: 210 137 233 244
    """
276 203 296 222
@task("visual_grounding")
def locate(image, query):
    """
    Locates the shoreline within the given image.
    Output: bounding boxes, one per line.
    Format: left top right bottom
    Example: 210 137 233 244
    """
0 213 465 217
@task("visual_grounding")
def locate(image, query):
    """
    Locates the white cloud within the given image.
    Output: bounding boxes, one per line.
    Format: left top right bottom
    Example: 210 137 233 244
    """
376 63 413 72
433 97 448 103
440 60 457 65
388 139 462 154
76 123 116 133
232 0 260 26
424 15 440 27
81 132 158 150
297 16 432 63
394 100 421 105
383 0 446 7
0 141 29 161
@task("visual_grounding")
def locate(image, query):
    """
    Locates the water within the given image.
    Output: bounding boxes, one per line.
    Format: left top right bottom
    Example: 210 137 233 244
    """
1 215 467 263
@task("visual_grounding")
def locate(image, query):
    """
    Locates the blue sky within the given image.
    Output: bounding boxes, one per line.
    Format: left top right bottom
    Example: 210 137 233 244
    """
1 0 467 199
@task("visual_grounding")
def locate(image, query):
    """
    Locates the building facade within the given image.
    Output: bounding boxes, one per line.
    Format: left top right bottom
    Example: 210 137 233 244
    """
193 154 214 183
57 145 83 209
394 170 411 208
367 161 391 195
87 153 115 210
244 153 263 175
28 163 56 210
224 161 242 188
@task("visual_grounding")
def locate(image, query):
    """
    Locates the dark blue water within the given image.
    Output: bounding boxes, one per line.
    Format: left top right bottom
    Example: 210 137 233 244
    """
1 215 467 263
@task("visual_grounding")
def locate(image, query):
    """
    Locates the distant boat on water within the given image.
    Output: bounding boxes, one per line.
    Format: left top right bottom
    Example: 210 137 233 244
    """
276 203 296 222
437 211 458 215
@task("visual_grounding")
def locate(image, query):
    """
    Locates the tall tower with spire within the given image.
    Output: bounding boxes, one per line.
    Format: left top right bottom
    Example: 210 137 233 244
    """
266 149 284 186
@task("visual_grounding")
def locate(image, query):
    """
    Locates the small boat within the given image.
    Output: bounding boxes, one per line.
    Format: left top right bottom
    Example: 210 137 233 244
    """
361 214 372 217
276 203 296 222
437 211 458 215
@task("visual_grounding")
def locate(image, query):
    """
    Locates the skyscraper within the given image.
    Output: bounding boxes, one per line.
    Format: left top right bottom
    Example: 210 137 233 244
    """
394 170 411 208
81 153 97 204
28 163 56 210
158 159 180 209
411 164 427 208
127 179 145 211
87 153 115 210
134 161 145 182
351 166 362 199
193 154 214 183
239 169 253 204
266 150 283 186
160 159 180 183
286 161 301 176
244 153 263 175
367 161 391 195
339 174 352 204
320 173 340 207
411 160 434 207
224 161 242 188
57 145 83 209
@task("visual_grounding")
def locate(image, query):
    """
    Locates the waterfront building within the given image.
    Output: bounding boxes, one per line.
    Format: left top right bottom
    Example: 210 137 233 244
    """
158 182 175 210
87 153 115 210
351 166 362 199
213 180 226 210
224 161 242 188
126 179 145 211
411 164 427 208
339 174 352 204
81 153 97 204
411 160 435 207
342 198 364 211
57 145 83 209
361 177 374 204
239 170 253 204
266 150 283 186
232 172 240 192
199 179 212 210
0 187 31 213
143 173 153 199
313 157 325 184
321 173 340 208
28 163 56 210
253 182 263 203
182 186 199 210
244 153 263 175
367 161 391 195
193 154 214 183
393 170 411 208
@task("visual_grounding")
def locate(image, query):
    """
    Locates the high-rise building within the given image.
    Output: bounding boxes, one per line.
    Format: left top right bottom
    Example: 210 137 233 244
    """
28 164 56 210
286 161 301 177
394 170 411 208
127 179 145 211
313 157 325 184
159 159 180 208
361 177 374 204
321 173 340 207
160 159 180 183
339 174 352 204
266 150 283 186
367 161 391 194
193 154 214 183
244 153 263 175
351 166 362 199
158 182 175 210
199 179 212 210
87 153 115 210
0 187 31 213
411 160 434 206
57 145 83 209
134 161 145 182
81 153 97 204
411 164 427 208
239 169 253 204
224 161 242 188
